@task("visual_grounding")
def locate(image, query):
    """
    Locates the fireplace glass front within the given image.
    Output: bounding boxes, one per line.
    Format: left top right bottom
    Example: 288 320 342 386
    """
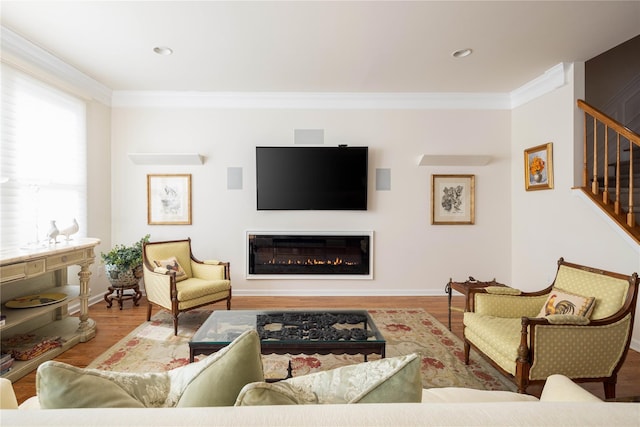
248 233 371 277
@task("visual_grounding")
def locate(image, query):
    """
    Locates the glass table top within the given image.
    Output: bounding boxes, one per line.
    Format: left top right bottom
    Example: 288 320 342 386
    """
190 309 385 346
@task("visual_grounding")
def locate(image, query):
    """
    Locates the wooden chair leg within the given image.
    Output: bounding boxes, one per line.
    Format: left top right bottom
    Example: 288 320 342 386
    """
173 314 179 335
146 302 152 321
604 378 616 399
463 341 470 364
516 375 528 394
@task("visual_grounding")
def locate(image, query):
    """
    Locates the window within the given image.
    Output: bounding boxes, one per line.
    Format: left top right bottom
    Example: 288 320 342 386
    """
1 63 87 248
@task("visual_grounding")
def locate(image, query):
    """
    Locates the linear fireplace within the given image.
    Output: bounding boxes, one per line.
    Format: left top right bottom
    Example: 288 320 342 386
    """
246 231 373 279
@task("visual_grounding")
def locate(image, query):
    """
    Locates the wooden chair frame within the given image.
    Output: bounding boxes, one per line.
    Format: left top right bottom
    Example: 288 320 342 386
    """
142 238 232 335
463 257 638 398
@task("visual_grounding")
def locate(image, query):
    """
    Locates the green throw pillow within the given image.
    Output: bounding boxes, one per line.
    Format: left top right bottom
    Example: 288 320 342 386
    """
36 363 160 408
235 353 422 406
36 329 264 408
174 329 264 407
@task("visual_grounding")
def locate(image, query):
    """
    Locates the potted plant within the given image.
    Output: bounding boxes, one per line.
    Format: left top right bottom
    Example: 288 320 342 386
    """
101 235 150 288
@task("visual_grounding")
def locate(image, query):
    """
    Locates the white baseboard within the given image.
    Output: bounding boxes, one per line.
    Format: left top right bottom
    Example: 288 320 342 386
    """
68 293 129 314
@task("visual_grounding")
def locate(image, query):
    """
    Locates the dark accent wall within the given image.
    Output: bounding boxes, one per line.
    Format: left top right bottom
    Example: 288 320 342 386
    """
585 35 640 133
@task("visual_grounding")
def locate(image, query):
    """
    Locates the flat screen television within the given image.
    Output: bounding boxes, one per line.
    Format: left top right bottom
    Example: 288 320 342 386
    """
256 146 368 210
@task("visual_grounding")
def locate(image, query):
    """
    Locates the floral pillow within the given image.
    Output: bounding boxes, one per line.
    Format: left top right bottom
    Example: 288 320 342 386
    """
36 330 264 408
153 256 187 281
235 353 422 406
538 288 596 318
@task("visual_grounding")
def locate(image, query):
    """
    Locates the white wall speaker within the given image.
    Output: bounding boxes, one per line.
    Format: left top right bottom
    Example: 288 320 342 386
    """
294 129 324 145
376 168 391 191
227 167 243 190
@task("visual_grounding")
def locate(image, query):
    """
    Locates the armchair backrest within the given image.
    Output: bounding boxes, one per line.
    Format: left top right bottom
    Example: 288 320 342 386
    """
143 239 194 278
553 264 629 320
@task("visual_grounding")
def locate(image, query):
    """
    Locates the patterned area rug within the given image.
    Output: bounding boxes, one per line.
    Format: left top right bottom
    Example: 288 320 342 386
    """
88 308 515 391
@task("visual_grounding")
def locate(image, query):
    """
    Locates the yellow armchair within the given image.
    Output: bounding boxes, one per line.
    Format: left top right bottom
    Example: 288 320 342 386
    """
142 238 231 335
462 257 638 398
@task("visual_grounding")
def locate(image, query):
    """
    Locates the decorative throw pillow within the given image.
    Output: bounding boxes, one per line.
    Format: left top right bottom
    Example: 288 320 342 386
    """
538 288 596 318
36 362 165 408
36 329 264 408
235 353 422 406
234 381 319 406
173 330 264 407
153 256 188 281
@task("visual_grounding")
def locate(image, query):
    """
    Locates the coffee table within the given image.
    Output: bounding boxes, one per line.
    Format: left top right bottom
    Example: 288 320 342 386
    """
189 310 386 367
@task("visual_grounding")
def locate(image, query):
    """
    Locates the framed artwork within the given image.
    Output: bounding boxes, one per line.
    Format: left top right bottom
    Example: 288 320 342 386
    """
431 174 475 225
524 143 553 191
147 174 192 225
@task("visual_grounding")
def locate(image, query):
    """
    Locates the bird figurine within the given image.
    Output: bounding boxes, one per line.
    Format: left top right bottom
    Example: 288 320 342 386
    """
59 218 79 241
46 220 59 244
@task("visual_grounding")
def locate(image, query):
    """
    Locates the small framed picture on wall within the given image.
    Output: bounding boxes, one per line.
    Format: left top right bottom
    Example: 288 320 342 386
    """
431 174 475 225
524 143 554 191
147 174 192 225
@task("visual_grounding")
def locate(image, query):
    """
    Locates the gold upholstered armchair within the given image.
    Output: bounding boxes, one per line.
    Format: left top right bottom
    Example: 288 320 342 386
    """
463 258 638 399
142 238 231 335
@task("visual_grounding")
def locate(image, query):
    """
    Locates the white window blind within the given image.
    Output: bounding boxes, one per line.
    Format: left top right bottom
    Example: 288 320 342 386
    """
1 63 87 249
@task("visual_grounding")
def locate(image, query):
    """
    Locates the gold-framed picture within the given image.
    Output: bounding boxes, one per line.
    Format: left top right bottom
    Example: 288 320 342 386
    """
431 174 475 225
147 174 192 225
524 143 554 191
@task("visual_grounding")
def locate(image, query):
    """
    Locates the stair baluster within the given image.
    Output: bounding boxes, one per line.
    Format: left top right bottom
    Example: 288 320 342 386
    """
577 99 640 244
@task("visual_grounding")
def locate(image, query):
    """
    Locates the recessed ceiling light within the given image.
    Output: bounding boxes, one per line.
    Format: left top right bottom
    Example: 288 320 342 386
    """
452 48 473 58
153 46 173 56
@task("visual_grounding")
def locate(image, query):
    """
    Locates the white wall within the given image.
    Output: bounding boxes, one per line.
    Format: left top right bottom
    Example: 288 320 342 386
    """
85 100 112 292
110 106 512 296
511 63 640 348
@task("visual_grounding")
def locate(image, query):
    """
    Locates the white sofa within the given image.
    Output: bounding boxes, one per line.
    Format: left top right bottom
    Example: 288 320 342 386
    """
2 375 639 426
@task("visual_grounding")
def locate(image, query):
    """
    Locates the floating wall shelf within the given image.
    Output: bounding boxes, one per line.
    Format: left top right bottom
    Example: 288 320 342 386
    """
418 155 492 166
128 153 204 165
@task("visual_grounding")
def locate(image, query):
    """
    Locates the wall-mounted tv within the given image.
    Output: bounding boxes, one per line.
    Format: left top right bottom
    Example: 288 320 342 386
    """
256 146 368 210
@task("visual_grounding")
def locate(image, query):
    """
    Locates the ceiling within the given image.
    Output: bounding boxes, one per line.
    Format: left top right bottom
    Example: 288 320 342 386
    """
1 1 639 94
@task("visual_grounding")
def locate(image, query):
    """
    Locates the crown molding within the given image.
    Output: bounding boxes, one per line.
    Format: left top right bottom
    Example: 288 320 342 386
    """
112 62 567 109
112 91 512 110
510 63 568 109
1 26 112 105
2 25 567 111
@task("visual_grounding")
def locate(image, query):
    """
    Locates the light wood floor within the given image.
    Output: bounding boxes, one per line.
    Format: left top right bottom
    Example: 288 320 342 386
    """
10 296 640 404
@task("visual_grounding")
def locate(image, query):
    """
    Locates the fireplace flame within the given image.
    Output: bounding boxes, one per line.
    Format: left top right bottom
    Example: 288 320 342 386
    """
265 257 358 266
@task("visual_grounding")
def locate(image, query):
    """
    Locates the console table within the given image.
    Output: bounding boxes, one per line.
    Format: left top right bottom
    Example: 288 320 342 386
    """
0 238 100 381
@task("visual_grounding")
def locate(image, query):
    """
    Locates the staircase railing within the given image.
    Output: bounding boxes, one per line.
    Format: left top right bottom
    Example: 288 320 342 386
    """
577 99 640 243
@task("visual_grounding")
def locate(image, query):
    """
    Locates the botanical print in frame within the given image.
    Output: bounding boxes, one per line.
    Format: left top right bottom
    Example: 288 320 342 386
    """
524 143 554 191
431 174 475 225
147 174 192 225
